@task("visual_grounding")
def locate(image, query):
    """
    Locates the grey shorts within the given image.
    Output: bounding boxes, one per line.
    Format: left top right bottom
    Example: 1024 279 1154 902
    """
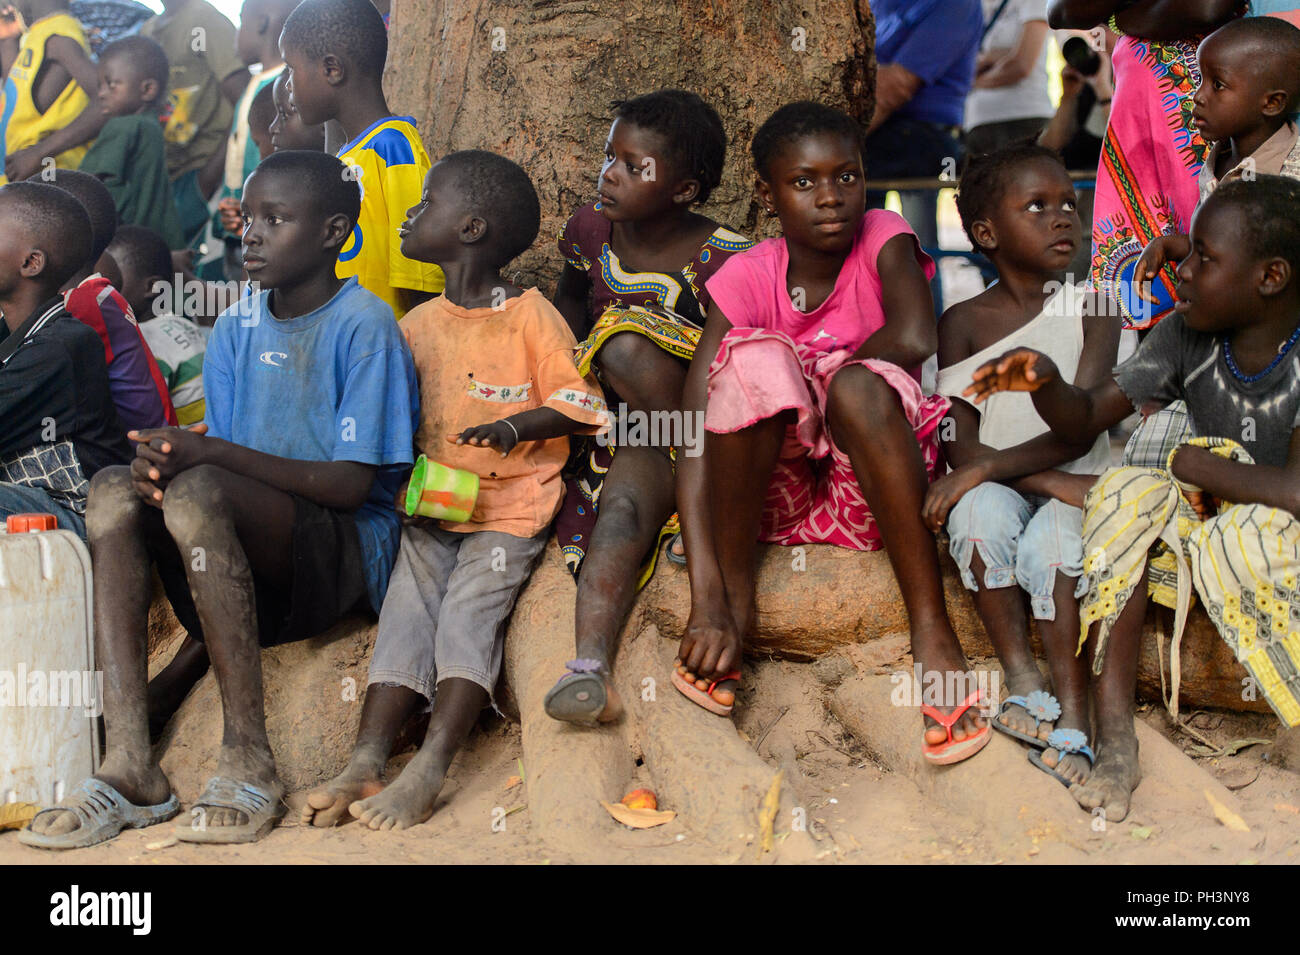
368 523 548 701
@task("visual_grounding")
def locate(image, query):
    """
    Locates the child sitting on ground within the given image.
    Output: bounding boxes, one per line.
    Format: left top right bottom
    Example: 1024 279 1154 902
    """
109 225 208 425
20 150 419 849
544 89 754 725
1136 16 1300 311
0 0 104 182
47 168 177 433
279 0 442 317
302 151 607 830
925 143 1120 786
966 175 1300 820
78 35 184 248
676 101 988 764
0 182 128 535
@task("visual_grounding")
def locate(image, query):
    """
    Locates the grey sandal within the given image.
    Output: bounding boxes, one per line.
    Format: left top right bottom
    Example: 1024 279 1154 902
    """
19 777 180 850
174 776 285 844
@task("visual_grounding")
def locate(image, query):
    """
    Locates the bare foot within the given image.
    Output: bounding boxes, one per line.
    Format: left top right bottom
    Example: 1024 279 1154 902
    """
349 750 446 831
1040 744 1092 785
28 753 170 837
301 763 385 827
1071 731 1140 821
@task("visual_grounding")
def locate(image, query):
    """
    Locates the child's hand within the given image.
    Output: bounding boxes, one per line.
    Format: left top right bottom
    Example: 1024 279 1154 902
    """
4 145 41 183
1134 236 1172 305
1060 65 1085 100
217 197 243 235
128 424 210 504
963 348 1059 403
0 6 25 40
448 420 518 457
921 462 990 533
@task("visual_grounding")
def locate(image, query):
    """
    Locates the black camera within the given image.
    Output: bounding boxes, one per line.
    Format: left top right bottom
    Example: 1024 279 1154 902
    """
1062 36 1102 77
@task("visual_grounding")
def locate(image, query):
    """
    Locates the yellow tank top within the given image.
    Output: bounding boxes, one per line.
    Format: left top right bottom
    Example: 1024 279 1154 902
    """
0 12 90 183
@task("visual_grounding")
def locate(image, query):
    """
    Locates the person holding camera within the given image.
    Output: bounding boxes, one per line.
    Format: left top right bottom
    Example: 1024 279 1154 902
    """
964 0 1052 157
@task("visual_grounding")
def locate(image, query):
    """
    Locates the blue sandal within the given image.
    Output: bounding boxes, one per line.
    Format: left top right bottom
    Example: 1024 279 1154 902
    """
1028 728 1095 787
991 690 1060 748
543 658 616 724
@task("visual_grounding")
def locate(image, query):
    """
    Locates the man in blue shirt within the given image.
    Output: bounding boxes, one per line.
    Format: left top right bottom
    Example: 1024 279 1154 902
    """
866 0 984 309
21 150 420 851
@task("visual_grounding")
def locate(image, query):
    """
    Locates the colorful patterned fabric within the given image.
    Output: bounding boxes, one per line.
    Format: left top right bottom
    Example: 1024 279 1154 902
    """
70 0 152 57
1079 438 1300 727
1092 36 1208 330
555 206 753 582
707 328 949 550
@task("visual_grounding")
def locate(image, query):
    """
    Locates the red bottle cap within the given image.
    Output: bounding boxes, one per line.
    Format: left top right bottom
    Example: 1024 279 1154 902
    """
6 513 58 533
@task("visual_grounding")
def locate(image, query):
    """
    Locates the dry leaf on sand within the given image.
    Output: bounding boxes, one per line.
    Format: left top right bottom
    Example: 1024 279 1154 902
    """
600 801 675 829
1204 789 1250 832
0 802 38 831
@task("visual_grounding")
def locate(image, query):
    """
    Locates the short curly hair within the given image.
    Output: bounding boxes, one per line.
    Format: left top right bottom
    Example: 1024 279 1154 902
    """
751 101 863 181
0 182 93 289
280 0 387 79
100 35 169 103
438 150 541 268
611 90 726 204
956 141 1067 252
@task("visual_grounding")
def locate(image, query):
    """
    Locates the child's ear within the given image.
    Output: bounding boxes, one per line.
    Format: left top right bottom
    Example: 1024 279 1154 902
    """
970 219 996 253
460 215 488 245
1262 88 1290 119
755 177 775 216
139 78 160 104
20 248 46 279
1258 255 1292 298
322 212 353 250
672 177 701 206
321 54 345 88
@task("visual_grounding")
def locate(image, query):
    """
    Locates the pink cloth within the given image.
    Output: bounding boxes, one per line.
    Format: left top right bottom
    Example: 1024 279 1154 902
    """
706 328 949 550
703 209 934 359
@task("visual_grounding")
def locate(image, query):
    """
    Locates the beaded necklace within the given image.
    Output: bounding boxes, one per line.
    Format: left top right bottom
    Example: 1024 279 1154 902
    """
1222 323 1300 384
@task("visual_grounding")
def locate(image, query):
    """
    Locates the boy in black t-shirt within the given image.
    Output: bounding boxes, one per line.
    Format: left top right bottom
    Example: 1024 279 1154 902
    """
0 181 129 536
965 176 1300 823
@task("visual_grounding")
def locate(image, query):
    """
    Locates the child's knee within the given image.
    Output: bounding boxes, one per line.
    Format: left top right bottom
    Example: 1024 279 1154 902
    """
946 482 1028 592
1015 501 1085 618
826 364 897 423
86 466 144 541
595 331 649 383
596 486 649 537
161 465 232 542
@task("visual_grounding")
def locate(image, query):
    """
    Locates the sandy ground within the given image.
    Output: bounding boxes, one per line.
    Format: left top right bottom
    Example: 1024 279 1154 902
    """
3 657 1296 865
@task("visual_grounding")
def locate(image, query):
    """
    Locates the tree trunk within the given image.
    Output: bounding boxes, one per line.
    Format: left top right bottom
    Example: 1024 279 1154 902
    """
385 0 876 286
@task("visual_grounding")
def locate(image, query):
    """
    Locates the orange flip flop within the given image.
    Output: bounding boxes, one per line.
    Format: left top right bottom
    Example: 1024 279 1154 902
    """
921 689 992 765
671 667 740 716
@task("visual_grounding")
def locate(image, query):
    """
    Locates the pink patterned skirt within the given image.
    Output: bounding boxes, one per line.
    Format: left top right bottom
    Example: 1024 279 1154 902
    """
706 328 949 550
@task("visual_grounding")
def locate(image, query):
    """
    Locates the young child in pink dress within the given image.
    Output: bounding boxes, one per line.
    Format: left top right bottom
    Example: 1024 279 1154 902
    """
676 101 991 764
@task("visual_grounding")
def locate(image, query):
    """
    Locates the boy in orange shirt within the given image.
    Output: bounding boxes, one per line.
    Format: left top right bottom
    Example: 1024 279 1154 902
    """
302 150 606 831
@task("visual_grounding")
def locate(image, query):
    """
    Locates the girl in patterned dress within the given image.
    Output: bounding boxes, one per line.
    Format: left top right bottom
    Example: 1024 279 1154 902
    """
544 90 754 724
673 102 992 767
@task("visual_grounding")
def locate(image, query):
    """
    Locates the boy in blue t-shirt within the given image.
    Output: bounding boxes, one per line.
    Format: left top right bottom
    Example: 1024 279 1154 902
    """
21 149 420 851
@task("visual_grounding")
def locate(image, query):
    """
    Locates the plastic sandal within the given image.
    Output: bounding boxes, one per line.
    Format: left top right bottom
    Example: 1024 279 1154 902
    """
1028 728 1095 787
543 658 616 724
671 667 740 716
990 689 1061 749
19 777 180 850
921 688 992 765
175 776 285 844
665 532 687 566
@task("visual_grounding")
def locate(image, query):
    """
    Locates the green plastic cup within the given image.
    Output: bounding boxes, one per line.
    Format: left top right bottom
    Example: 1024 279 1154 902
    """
405 455 479 522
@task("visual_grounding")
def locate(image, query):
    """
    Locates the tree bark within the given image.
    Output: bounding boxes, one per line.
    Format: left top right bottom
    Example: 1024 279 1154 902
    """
385 0 876 286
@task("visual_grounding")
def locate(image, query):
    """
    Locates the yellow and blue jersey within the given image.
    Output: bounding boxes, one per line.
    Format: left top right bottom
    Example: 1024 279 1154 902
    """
0 13 91 183
337 116 444 320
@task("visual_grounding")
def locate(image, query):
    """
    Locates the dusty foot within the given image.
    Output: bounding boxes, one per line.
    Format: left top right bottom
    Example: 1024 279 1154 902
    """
349 750 446 831
913 637 986 747
28 753 171 837
996 669 1054 742
301 763 385 827
1040 743 1092 785
675 660 738 709
1071 731 1141 821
